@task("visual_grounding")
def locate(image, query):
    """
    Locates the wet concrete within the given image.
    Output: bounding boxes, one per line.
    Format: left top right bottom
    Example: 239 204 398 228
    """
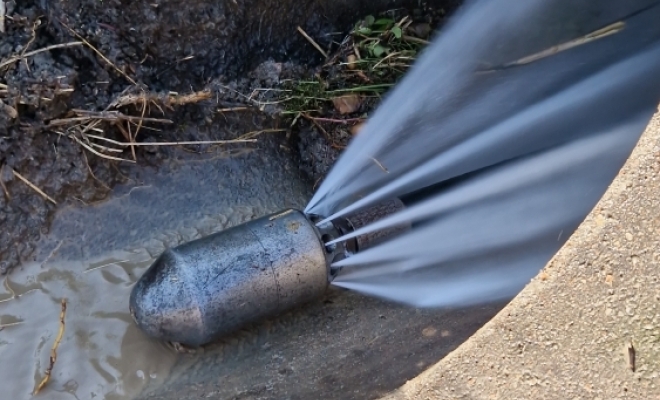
142 295 504 400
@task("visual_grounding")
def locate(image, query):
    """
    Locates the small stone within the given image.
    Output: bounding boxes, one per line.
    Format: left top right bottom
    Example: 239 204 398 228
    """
346 54 357 70
332 95 361 114
605 274 614 286
422 327 437 337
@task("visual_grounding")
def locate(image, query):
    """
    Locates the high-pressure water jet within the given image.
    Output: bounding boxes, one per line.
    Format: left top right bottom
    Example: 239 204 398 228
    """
130 0 660 348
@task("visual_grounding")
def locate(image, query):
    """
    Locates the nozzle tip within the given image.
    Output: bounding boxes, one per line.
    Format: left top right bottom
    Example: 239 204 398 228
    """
129 249 205 346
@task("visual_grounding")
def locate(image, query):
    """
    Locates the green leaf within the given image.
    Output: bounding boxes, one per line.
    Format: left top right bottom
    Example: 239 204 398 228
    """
371 44 387 57
364 15 375 27
391 26 402 39
356 27 372 35
373 18 394 28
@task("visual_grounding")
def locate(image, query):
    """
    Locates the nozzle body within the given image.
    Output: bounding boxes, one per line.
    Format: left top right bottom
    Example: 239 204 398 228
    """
130 209 329 347
130 199 407 347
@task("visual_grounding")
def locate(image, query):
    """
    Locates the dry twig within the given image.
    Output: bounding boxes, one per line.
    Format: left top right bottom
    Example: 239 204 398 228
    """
83 136 257 147
490 21 625 70
21 18 42 59
401 35 429 45
0 275 16 304
33 299 67 395
0 164 10 201
217 106 249 113
308 116 365 124
81 151 110 191
628 341 636 372
0 321 23 331
370 157 389 173
111 90 212 109
60 22 137 85
48 110 173 126
297 26 328 58
0 0 5 34
11 169 57 205
235 128 287 140
48 106 258 162
66 133 133 163
0 42 84 70
300 114 345 149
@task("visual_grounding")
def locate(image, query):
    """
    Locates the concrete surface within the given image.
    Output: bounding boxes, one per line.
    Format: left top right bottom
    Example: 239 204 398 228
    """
382 110 660 400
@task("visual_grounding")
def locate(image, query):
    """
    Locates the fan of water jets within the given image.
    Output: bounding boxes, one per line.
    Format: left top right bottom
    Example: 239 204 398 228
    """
306 0 660 306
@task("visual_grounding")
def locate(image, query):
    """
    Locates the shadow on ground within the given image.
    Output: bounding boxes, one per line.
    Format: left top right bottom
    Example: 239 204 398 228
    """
142 290 506 400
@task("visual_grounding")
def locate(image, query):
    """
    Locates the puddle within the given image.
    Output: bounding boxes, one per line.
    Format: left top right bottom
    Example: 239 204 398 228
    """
0 140 311 400
0 250 175 400
0 137 504 400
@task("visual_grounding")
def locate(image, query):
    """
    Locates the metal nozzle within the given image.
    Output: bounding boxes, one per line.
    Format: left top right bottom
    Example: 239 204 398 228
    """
130 200 406 347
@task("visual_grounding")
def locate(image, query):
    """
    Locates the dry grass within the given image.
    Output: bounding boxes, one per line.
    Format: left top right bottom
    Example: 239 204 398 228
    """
0 19 269 165
47 105 258 163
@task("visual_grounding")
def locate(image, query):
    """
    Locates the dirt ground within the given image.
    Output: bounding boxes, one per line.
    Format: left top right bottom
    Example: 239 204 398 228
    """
0 0 460 274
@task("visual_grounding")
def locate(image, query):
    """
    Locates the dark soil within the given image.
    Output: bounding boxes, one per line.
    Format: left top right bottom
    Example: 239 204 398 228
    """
0 0 461 274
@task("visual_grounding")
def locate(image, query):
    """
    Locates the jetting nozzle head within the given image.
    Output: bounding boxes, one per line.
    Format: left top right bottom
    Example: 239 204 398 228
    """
129 200 406 347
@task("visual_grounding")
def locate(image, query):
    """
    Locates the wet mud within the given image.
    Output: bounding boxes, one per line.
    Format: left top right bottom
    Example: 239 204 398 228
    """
0 1 505 399
0 0 461 274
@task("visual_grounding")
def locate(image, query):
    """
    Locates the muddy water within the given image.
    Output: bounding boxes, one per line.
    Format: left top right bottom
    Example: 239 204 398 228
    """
1 250 175 400
0 137 311 400
0 136 503 400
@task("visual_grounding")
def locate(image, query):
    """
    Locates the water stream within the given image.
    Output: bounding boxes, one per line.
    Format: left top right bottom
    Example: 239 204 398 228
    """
309 0 660 307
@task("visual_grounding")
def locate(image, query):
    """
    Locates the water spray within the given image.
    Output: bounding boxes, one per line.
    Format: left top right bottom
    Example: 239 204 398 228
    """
129 0 660 348
129 199 407 347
